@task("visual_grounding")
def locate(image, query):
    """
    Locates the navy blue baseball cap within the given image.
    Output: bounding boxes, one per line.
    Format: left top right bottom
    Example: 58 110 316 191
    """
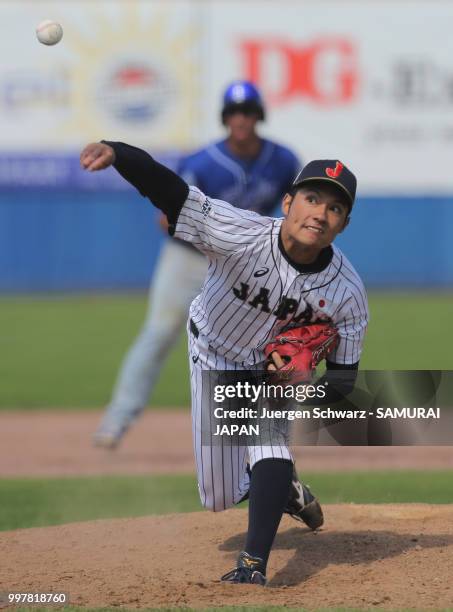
292 160 357 208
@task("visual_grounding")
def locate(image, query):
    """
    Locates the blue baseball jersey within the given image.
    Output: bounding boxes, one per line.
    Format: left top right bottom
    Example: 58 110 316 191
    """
177 138 301 217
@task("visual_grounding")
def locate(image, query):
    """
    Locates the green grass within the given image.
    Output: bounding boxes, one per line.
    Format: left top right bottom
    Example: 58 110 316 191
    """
0 292 451 408
361 293 453 370
0 474 200 531
0 294 188 408
1 470 452 532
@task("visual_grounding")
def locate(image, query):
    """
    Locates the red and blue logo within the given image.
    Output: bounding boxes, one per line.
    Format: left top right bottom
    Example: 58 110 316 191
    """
100 61 175 123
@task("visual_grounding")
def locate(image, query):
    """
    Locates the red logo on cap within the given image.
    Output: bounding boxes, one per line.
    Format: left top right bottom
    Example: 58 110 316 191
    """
326 161 343 178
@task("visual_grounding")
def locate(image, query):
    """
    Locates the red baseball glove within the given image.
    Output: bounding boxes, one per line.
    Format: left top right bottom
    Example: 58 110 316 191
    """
264 323 339 385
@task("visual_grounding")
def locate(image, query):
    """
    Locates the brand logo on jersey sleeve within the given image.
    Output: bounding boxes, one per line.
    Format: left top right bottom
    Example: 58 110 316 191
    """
201 197 212 218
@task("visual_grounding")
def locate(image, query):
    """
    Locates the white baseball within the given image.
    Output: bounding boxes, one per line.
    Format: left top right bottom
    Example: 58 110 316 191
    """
36 20 63 46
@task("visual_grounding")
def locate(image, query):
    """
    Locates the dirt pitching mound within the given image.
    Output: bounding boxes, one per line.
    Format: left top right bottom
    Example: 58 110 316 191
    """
2 505 453 609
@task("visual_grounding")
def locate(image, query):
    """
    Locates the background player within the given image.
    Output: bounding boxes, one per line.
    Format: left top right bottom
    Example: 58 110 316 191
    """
80 140 368 585
93 80 301 449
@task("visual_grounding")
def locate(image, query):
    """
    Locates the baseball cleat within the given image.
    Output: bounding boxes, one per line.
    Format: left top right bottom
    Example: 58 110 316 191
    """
92 413 130 449
284 470 324 530
221 551 267 586
92 430 122 450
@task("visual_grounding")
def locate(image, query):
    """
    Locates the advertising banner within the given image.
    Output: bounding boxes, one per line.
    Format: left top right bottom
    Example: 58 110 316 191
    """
203 1 453 193
0 0 200 188
0 1 452 193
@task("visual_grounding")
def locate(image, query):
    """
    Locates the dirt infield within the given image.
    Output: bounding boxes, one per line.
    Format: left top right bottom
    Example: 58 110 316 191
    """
2 504 453 609
2 410 453 609
1 410 453 477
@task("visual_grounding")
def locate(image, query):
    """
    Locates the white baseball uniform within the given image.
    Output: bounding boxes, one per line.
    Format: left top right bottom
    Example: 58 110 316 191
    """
176 187 368 511
95 138 300 443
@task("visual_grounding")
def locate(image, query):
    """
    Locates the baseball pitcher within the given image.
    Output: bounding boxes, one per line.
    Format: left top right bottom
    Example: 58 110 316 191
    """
80 139 368 585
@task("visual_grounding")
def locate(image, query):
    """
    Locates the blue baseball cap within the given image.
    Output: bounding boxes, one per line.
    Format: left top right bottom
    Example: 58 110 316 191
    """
221 80 265 122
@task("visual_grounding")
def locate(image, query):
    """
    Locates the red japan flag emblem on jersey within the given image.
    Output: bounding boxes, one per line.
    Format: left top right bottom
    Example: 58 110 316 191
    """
326 161 343 178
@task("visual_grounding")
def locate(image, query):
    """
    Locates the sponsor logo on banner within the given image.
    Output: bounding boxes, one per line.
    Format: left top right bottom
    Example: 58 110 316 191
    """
239 37 358 105
0 3 198 151
98 60 176 123
1 70 70 112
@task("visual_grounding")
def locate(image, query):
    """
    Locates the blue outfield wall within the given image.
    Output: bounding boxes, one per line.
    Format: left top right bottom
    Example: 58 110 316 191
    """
0 188 163 292
0 189 452 291
335 195 453 287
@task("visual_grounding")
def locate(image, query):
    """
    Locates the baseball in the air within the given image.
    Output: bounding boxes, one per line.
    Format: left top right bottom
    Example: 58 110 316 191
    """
36 20 63 46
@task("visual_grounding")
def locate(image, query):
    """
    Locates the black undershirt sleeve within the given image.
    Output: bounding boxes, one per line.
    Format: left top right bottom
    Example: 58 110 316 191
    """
101 141 189 233
318 359 359 403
